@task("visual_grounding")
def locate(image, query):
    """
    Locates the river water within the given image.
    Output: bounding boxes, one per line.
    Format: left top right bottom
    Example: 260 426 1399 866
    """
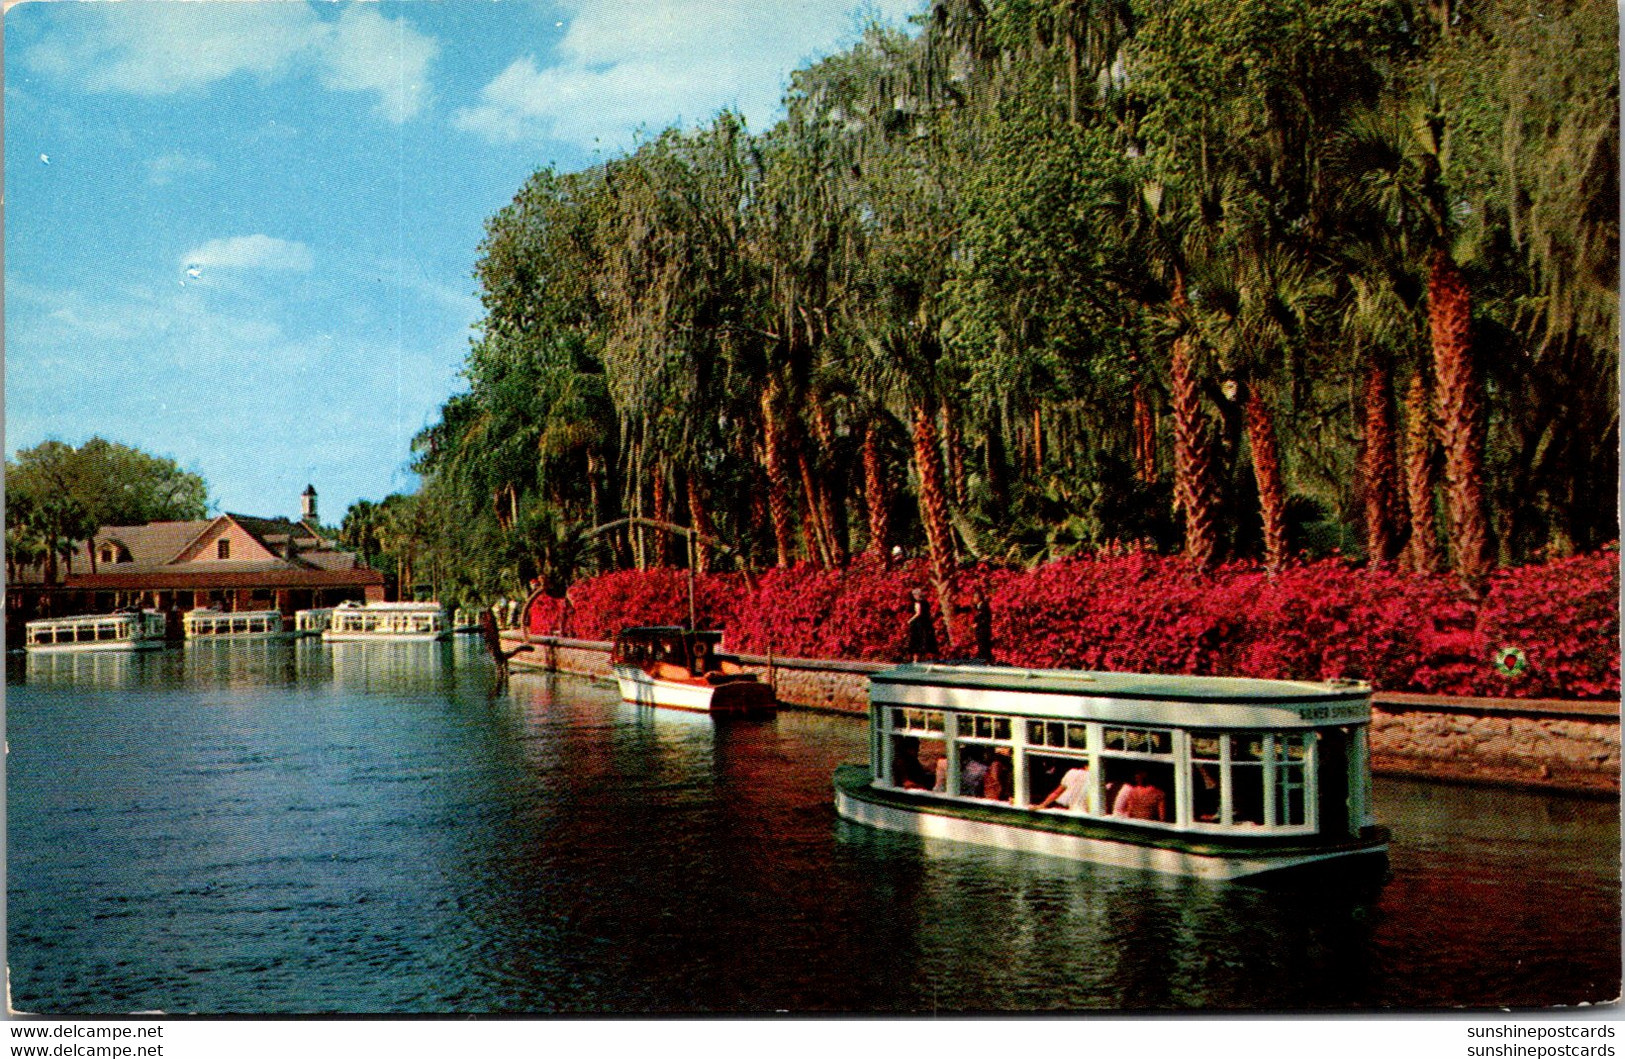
7 640 1619 1014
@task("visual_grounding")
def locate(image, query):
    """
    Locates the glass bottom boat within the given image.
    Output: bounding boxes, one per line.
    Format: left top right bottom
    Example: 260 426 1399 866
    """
321 601 450 642
183 609 290 640
24 610 168 652
293 608 335 636
835 663 1389 881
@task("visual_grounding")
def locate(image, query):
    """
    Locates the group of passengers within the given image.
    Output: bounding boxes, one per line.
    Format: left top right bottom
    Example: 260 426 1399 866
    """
893 738 1168 821
1032 763 1168 821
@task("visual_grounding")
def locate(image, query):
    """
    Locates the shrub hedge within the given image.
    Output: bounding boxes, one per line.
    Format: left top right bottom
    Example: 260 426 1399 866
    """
525 548 1620 700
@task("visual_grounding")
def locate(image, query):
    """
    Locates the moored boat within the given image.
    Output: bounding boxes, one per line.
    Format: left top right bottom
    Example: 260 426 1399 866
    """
322 601 450 642
183 608 289 641
610 626 775 715
835 663 1389 881
293 607 335 636
24 610 167 652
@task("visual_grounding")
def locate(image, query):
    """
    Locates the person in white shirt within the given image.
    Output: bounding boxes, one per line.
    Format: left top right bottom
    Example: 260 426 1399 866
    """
1035 765 1091 812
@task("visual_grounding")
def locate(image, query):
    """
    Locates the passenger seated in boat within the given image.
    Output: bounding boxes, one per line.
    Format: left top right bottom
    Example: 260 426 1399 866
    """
960 746 989 798
1193 764 1221 822
1034 764 1091 812
893 736 935 790
1112 770 1168 821
982 748 1013 802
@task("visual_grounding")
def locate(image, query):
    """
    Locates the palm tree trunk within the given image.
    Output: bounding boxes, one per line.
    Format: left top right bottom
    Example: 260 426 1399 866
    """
864 422 892 562
761 379 798 567
1133 383 1157 483
651 464 670 568
808 400 848 566
1171 334 1219 572
985 402 1011 510
1402 373 1445 574
1243 384 1287 573
942 398 967 510
912 402 960 648
797 447 834 568
686 473 713 576
1361 356 1401 564
1429 249 1492 586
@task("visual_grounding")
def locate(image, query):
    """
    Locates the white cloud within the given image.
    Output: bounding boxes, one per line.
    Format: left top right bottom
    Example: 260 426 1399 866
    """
147 152 215 187
315 6 439 124
183 235 315 275
22 3 437 124
452 0 923 149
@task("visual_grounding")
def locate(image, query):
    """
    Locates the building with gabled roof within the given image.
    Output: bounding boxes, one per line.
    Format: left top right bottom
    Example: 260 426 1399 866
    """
7 487 385 640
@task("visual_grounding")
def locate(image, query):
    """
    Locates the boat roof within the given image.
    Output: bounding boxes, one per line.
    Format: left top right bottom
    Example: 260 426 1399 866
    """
873 663 1368 707
185 608 281 617
615 626 725 641
27 612 154 625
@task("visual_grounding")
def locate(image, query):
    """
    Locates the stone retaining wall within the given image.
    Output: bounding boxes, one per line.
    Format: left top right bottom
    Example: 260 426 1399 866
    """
503 634 1619 795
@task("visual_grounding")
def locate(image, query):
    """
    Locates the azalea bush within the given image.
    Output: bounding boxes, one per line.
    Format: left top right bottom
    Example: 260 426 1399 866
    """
525 548 1620 700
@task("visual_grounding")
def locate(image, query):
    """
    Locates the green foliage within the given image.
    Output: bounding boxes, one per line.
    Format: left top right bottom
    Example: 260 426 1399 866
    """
7 438 209 579
357 0 1616 601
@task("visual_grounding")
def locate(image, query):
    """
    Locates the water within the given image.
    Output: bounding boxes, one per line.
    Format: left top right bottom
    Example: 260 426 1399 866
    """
7 640 1619 1014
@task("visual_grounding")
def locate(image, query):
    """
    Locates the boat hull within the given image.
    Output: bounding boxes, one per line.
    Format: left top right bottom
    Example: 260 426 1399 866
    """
24 639 165 653
611 664 776 715
833 764 1388 881
322 631 451 643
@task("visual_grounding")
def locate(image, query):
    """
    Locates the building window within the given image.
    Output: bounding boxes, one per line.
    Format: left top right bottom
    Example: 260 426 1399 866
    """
217 539 231 560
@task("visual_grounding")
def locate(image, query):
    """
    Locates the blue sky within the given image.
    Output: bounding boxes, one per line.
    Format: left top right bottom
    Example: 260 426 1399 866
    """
5 0 919 524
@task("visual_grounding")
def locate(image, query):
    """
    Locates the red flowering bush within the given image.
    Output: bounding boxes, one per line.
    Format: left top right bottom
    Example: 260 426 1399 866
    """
524 547 1620 700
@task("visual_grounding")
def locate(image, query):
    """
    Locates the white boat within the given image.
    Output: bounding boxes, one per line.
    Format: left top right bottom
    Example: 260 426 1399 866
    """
183 608 289 640
834 663 1389 881
321 601 450 642
293 607 336 636
24 610 167 652
610 627 775 715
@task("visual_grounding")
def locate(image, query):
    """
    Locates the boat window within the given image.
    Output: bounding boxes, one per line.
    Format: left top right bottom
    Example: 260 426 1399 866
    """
1230 735 1266 825
1104 726 1171 754
889 708 944 734
1028 755 1096 814
1099 725 1175 821
959 713 1012 741
890 734 946 791
1028 720 1088 750
1273 734 1309 827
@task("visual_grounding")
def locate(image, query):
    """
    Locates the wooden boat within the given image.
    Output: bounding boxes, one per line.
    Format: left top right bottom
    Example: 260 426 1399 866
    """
183 608 289 641
609 626 775 715
834 663 1389 881
24 610 167 652
322 601 450 642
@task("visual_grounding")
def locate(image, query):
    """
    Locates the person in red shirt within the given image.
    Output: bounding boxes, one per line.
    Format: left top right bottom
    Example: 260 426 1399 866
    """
1112 769 1168 821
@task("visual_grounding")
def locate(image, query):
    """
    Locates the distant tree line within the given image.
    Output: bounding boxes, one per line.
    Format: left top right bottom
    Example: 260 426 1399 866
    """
357 0 1617 625
6 438 209 583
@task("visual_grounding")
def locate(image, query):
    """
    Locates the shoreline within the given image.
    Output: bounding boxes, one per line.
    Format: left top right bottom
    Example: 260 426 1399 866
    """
502 632 1621 797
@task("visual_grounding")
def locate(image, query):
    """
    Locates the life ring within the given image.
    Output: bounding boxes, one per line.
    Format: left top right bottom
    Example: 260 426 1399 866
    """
1493 645 1529 680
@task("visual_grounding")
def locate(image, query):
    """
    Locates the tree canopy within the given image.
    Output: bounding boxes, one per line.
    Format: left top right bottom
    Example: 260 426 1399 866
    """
7 437 210 581
357 0 1617 622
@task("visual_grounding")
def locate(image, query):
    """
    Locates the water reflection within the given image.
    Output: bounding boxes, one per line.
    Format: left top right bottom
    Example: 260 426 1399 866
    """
325 639 459 694
6 653 1618 1014
22 647 147 687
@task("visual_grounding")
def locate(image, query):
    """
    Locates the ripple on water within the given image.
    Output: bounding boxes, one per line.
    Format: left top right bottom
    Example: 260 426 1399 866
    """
6 646 1619 1014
